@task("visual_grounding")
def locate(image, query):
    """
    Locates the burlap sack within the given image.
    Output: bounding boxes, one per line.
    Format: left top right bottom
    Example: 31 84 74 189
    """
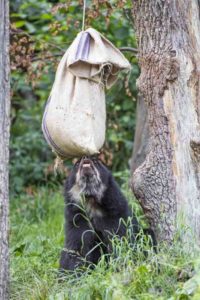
42 28 131 159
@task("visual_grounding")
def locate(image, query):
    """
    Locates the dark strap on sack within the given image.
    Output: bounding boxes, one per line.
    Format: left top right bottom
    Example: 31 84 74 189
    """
75 32 90 61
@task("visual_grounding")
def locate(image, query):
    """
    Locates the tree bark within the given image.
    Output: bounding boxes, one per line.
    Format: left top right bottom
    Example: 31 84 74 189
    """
131 0 200 242
130 94 149 172
0 0 10 298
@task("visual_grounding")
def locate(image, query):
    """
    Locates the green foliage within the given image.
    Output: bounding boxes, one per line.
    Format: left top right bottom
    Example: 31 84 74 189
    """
10 74 66 194
10 186 200 300
10 0 139 193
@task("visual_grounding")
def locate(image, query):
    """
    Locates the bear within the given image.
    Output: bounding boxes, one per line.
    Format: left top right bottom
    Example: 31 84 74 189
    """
59 156 140 271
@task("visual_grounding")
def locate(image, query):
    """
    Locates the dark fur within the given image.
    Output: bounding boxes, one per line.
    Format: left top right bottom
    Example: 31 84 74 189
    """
59 157 139 271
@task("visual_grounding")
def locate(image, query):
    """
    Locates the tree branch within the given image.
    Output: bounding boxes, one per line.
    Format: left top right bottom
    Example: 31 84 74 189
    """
31 53 64 62
119 47 138 54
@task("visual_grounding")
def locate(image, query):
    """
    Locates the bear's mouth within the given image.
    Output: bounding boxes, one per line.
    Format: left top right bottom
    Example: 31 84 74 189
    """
78 157 96 179
82 161 91 168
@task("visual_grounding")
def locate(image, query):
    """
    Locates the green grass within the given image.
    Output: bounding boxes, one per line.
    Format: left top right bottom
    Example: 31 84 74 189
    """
10 186 200 300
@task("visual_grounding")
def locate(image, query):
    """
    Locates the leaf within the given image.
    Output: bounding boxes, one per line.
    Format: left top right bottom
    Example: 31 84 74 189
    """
14 20 26 28
41 13 52 20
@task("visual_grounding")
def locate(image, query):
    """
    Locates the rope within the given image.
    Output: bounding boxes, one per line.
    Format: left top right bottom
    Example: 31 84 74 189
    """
82 0 86 31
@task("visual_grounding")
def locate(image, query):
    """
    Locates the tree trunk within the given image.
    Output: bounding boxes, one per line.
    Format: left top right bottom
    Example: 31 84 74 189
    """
0 0 10 298
131 0 200 242
130 94 149 172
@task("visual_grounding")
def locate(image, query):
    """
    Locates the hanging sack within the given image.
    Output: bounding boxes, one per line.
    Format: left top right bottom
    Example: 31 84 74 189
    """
42 28 131 159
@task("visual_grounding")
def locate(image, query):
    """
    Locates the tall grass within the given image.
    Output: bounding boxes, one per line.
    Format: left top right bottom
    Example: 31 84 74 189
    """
10 186 200 300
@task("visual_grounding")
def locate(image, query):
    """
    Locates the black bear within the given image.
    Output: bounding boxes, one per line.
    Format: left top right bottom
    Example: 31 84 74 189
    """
59 156 140 271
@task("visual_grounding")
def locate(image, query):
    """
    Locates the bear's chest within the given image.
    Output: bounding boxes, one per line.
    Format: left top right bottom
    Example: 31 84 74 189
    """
84 197 104 219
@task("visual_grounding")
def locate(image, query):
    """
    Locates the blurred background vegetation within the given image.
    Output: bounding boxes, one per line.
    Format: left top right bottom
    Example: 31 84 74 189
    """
10 3 200 299
10 0 139 195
